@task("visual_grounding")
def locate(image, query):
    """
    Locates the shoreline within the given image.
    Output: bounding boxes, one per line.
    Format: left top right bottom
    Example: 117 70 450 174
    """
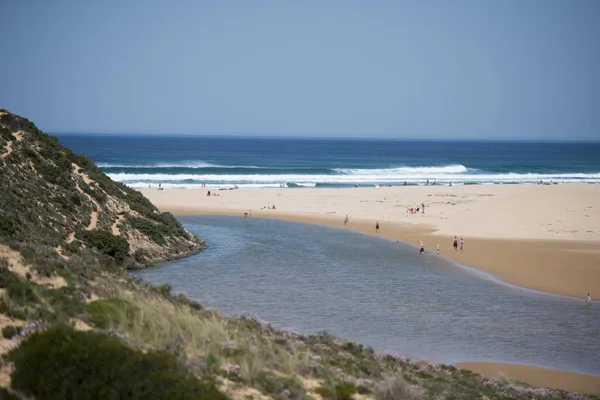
140 185 600 393
140 184 600 298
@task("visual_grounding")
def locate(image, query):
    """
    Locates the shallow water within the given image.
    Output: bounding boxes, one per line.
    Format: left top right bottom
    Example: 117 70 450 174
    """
133 216 600 375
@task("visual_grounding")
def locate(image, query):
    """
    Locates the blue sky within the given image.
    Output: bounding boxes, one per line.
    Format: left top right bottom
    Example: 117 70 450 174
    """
1 1 599 140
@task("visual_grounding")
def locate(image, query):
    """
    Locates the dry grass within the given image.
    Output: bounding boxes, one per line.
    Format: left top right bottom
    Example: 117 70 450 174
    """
96 287 310 384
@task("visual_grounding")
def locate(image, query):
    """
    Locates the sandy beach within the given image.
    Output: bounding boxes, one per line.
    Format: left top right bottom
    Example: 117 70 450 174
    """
140 183 600 393
141 183 600 298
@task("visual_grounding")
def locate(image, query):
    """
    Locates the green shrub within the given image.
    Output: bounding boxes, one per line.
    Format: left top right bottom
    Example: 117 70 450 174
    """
255 371 306 400
75 229 130 260
44 288 86 320
0 298 28 320
0 215 18 237
315 382 357 400
70 193 82 205
85 298 139 329
151 283 172 296
9 326 229 400
129 217 166 245
64 240 82 254
0 126 15 141
2 325 20 339
0 266 20 288
6 280 39 304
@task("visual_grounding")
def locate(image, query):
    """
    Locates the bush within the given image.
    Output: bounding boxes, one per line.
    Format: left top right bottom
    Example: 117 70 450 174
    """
64 240 82 254
44 288 86 320
315 382 357 400
0 265 20 288
373 376 422 400
2 325 20 339
86 298 139 329
75 229 130 260
6 280 39 304
0 126 15 141
255 371 306 400
152 283 172 297
129 217 166 245
9 326 229 400
0 215 18 237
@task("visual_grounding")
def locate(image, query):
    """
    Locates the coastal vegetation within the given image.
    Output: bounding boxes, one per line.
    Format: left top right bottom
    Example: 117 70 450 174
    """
0 110 597 399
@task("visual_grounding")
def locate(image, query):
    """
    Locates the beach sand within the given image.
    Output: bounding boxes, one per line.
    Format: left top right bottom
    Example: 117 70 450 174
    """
457 363 600 394
140 183 600 393
141 183 600 298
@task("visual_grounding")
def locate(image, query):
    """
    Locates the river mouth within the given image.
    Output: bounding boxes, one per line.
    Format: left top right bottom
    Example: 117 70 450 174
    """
133 215 600 375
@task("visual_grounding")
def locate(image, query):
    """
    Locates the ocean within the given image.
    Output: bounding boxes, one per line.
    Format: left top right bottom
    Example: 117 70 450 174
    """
56 135 600 189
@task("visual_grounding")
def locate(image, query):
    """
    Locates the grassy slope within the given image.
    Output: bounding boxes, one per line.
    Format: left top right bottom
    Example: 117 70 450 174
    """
0 109 597 400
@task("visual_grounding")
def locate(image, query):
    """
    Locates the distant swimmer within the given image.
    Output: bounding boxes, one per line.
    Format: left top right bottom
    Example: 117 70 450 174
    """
436 244 440 254
453 236 458 251
586 293 592 307
375 221 380 233
344 215 349 227
419 241 425 255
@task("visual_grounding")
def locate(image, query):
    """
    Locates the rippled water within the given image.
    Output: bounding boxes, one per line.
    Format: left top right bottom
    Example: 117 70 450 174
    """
133 216 600 375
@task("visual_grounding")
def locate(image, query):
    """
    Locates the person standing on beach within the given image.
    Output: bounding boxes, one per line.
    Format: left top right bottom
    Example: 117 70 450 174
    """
376 221 380 233
344 215 349 227
421 203 425 214
460 237 464 251
586 293 592 307
453 236 458 251
437 244 440 254
419 241 425 255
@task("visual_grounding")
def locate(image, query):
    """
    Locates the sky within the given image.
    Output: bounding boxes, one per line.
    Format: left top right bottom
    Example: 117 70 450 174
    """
0 1 599 140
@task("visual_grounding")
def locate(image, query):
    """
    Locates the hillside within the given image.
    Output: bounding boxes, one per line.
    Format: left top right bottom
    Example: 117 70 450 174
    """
0 109 203 267
0 110 597 399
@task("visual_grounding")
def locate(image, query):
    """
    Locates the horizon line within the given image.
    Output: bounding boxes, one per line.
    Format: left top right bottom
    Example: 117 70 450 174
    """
50 132 600 143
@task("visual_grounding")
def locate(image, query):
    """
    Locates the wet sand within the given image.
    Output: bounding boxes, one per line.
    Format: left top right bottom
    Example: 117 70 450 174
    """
457 363 600 394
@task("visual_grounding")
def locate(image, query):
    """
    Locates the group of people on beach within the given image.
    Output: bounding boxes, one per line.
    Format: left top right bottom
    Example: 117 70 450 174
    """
418 237 463 256
453 236 464 251
408 203 425 214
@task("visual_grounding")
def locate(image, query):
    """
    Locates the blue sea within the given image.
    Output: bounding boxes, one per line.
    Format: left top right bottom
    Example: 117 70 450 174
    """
56 135 600 189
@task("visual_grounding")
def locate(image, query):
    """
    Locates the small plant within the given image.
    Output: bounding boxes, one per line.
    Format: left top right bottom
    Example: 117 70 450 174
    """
85 298 139 329
9 325 229 400
152 283 172 296
316 382 357 400
255 371 306 400
373 375 422 400
2 325 20 339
